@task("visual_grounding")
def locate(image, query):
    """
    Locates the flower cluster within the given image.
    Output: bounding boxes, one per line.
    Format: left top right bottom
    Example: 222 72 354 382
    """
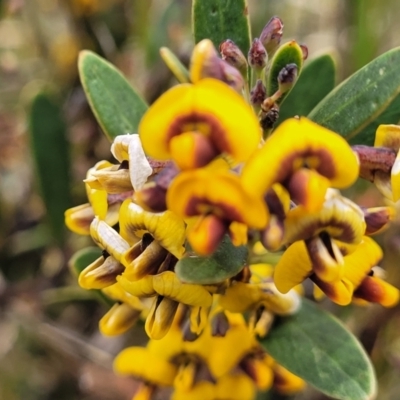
66 16 400 400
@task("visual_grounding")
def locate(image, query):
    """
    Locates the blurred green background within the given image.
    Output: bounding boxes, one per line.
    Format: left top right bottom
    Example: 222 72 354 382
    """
1 0 400 399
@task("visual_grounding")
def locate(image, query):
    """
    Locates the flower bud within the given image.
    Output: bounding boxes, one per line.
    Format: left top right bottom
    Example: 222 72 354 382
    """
278 63 298 94
260 16 284 55
250 79 266 107
248 38 268 71
190 38 244 92
220 39 248 76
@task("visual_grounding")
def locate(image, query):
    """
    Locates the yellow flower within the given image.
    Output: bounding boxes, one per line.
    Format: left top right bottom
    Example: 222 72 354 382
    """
139 78 261 170
118 271 212 339
119 199 186 280
166 168 268 255
275 236 385 306
275 189 366 286
241 117 359 212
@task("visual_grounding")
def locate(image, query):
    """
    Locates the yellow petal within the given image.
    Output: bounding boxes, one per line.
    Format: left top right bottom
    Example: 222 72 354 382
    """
354 275 399 307
283 189 366 245
152 271 213 307
145 296 179 339
102 282 144 310
139 78 261 164
187 214 227 255
117 274 156 297
218 282 262 312
273 363 306 394
90 217 130 261
242 117 359 197
114 346 177 386
215 373 257 400
391 150 400 201
65 204 94 235
79 255 124 289
342 236 383 288
99 303 141 336
374 124 400 150
274 241 312 293
259 282 301 315
123 240 169 281
119 200 186 259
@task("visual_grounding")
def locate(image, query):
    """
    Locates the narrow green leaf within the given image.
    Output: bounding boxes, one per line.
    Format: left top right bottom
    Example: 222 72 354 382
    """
175 236 248 284
267 41 304 103
69 247 114 307
308 47 400 143
78 50 148 141
29 93 71 244
348 92 400 145
261 299 376 400
277 54 336 124
192 0 251 54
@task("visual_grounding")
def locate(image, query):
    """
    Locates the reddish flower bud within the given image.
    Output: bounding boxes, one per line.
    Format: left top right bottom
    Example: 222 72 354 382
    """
248 38 268 70
260 16 284 55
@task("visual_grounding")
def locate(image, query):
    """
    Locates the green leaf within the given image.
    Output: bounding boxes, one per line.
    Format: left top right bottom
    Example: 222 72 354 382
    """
348 92 400 145
68 247 114 307
260 299 376 400
308 47 400 143
267 41 304 103
192 0 251 54
175 236 248 284
277 54 336 124
29 93 71 245
78 50 148 141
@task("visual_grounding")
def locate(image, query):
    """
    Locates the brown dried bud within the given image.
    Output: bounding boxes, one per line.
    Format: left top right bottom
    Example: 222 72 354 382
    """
219 39 248 75
260 105 279 131
259 16 284 55
278 63 298 94
248 38 268 70
250 79 266 106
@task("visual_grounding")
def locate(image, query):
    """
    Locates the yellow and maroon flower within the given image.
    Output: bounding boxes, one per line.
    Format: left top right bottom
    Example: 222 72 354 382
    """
275 189 366 286
139 78 261 170
274 235 391 306
166 168 268 255
241 117 359 212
